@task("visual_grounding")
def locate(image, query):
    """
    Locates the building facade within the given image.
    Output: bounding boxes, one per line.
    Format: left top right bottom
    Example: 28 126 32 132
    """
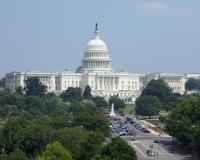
6 24 187 102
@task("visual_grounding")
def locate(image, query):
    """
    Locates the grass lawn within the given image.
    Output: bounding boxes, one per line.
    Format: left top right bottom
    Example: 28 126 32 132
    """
123 104 135 115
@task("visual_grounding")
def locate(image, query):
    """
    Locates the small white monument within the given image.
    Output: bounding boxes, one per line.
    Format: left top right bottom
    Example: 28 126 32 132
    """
110 103 116 116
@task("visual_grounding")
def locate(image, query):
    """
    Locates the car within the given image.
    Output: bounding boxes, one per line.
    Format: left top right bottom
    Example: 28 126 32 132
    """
127 130 133 136
146 149 155 156
154 139 159 143
141 128 151 133
119 131 127 136
138 126 144 130
146 144 156 156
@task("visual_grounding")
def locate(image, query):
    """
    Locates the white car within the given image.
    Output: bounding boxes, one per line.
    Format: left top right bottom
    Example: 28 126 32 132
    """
146 149 155 156
119 131 127 136
146 144 156 156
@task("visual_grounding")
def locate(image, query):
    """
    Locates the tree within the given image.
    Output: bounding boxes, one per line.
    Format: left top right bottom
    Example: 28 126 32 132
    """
141 79 177 111
74 111 110 137
0 76 6 88
135 95 162 117
83 85 93 100
93 137 137 160
18 122 55 156
3 116 55 157
108 95 125 110
166 99 200 151
142 79 172 102
24 77 47 96
73 131 104 160
55 127 89 151
3 116 30 152
92 96 107 108
37 141 72 160
5 148 29 160
192 123 200 151
60 87 83 102
45 92 56 97
15 86 23 95
185 78 200 91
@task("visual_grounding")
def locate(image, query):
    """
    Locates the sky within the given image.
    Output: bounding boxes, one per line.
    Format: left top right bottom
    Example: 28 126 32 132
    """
0 0 200 77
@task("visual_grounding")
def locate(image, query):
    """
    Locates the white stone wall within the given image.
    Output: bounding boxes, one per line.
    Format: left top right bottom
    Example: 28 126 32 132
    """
60 73 82 91
6 71 187 102
6 72 58 92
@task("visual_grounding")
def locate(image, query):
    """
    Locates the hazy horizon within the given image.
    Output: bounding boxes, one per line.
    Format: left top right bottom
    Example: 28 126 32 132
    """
0 0 200 78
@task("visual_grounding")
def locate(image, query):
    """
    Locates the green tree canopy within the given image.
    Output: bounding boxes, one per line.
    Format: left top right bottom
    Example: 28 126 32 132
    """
74 111 110 137
24 77 47 96
73 131 104 160
108 95 125 110
142 79 172 102
135 95 162 117
60 87 83 102
37 141 72 160
94 137 137 160
92 96 107 108
0 86 114 159
18 123 55 156
55 127 89 152
185 78 200 91
3 116 57 157
83 85 93 100
166 98 200 151
141 79 179 111
5 148 29 160
15 86 23 95
0 76 6 88
3 116 30 152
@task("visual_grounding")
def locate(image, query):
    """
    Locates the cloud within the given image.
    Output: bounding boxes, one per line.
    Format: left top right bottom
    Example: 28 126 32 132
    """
138 1 168 14
136 1 200 17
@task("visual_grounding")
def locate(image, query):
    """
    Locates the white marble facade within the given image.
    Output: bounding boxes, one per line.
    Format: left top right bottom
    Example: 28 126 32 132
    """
6 24 187 102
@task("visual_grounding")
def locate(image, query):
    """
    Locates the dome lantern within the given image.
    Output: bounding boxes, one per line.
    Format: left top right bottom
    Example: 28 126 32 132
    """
94 23 100 39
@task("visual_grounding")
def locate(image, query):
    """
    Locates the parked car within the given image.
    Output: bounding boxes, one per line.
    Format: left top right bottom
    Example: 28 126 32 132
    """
119 131 127 136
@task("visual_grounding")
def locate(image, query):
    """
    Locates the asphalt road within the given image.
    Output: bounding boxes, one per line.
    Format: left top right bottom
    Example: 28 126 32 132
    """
111 115 198 160
128 140 195 160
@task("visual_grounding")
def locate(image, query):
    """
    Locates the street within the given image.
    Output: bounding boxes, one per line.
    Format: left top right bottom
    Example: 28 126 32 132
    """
128 140 194 160
111 115 197 160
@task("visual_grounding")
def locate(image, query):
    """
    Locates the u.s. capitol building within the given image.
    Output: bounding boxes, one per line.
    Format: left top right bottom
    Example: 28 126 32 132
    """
6 24 186 102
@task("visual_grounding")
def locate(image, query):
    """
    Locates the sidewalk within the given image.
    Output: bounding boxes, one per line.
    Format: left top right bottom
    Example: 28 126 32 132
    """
140 120 171 137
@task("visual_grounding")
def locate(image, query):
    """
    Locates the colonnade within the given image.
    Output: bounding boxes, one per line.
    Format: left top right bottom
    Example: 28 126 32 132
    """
83 61 111 69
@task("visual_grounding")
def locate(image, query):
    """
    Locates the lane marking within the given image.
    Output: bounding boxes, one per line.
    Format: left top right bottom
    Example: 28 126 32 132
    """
130 142 146 158
132 145 146 158
141 142 149 150
154 144 167 153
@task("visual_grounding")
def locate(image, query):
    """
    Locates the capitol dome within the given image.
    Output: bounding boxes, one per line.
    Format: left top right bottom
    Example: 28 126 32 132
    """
82 23 112 73
86 37 108 51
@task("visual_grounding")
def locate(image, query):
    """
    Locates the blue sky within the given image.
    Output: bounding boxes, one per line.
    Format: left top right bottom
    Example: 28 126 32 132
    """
0 0 200 77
